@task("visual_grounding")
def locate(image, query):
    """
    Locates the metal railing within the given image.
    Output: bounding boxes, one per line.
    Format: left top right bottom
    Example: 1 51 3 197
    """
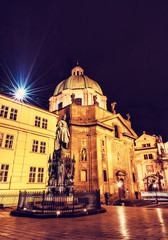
17 190 101 213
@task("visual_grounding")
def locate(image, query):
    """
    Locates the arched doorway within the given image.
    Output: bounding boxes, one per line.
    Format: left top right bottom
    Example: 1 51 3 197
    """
143 173 163 191
116 170 126 198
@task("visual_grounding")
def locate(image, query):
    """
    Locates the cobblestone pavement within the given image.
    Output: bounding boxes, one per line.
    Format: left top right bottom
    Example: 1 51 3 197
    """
0 205 168 240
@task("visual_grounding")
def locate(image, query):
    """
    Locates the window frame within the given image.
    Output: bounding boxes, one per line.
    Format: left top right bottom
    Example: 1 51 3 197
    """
0 105 9 118
81 170 87 182
32 140 39 152
35 116 41 127
40 141 46 154
42 118 48 129
5 135 14 148
29 167 36 183
10 108 18 121
0 133 4 147
37 168 44 183
0 164 9 182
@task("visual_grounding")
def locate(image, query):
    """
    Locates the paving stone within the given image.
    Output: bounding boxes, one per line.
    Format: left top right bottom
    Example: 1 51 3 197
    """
0 205 168 239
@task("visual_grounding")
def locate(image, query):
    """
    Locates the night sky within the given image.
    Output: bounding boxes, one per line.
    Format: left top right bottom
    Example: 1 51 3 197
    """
0 0 168 141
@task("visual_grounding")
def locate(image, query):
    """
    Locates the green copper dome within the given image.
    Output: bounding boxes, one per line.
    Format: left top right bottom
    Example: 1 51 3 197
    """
53 65 103 96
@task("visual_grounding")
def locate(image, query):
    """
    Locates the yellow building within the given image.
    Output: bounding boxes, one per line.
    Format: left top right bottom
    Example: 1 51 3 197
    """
0 94 58 206
135 132 168 193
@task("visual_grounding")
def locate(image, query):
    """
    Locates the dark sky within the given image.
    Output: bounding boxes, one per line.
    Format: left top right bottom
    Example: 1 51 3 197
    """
0 0 168 141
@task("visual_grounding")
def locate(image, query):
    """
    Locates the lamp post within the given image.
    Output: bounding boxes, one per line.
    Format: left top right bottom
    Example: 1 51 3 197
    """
117 181 122 205
153 183 158 204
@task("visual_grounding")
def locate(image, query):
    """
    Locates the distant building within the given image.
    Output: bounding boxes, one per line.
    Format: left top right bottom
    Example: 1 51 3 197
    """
135 132 168 193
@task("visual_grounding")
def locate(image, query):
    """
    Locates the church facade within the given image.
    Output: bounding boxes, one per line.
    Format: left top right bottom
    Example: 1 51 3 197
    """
50 65 139 200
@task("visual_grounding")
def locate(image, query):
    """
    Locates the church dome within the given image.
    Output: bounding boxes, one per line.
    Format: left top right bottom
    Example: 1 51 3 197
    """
53 65 103 96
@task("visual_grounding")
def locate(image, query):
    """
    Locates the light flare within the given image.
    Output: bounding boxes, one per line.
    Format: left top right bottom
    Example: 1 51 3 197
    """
14 87 26 101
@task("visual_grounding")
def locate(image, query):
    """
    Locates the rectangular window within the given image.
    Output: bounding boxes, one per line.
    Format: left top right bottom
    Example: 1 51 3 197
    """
142 144 146 147
37 168 44 182
149 154 153 159
132 173 135 182
0 133 4 147
29 167 36 182
42 118 48 129
0 164 9 182
74 98 82 105
32 140 38 152
81 170 87 181
35 116 41 127
103 170 107 182
5 135 14 148
58 102 62 110
10 108 18 121
40 141 46 154
144 154 148 160
0 105 8 118
114 125 119 138
147 144 151 147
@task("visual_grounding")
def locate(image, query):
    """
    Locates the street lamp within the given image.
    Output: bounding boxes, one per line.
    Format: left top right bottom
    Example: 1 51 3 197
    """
117 181 122 204
153 183 158 204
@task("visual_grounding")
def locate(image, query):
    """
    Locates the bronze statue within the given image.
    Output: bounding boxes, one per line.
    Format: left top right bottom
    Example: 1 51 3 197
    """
55 114 70 150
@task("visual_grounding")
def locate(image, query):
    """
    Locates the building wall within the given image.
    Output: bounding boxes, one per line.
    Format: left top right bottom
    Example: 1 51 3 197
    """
59 103 138 199
135 133 168 192
0 94 58 206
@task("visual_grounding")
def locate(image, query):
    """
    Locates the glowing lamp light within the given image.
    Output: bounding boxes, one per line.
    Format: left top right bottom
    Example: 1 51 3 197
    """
56 210 60 215
14 87 26 101
117 182 122 188
153 184 157 189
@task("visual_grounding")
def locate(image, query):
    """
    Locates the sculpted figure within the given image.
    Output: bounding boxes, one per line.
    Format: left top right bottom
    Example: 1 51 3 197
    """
71 93 75 104
93 95 97 104
126 113 131 121
55 114 70 150
111 102 117 114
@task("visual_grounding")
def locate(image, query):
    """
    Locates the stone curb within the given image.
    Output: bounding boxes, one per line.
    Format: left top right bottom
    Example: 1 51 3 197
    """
10 207 106 218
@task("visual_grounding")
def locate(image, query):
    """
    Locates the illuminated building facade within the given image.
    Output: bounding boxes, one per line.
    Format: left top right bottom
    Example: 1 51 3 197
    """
50 65 139 200
2 64 168 206
0 94 58 206
135 132 168 193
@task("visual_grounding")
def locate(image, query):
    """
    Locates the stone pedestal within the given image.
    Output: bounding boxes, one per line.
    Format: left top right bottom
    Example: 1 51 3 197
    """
47 147 75 195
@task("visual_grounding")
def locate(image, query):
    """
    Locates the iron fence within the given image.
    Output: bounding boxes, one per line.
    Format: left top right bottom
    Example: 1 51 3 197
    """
17 190 101 213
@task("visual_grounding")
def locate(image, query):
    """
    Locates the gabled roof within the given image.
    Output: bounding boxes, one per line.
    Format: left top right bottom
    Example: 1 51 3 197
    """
135 133 156 143
98 113 138 139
